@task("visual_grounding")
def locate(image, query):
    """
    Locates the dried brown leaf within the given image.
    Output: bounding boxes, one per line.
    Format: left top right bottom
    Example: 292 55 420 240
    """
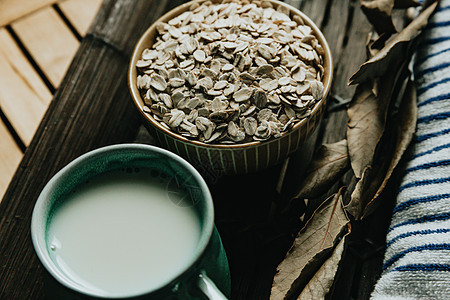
293 140 350 199
346 166 373 218
349 2 438 85
394 0 422 8
346 127 400 219
347 82 387 178
423 0 440 8
361 0 397 36
271 189 349 300
366 32 391 58
298 235 348 300
362 79 417 217
347 52 410 179
346 77 416 219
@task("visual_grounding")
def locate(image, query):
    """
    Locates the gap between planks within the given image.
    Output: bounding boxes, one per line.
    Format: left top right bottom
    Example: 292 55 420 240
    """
0 120 22 201
58 0 103 36
11 6 80 88
0 0 103 201
0 27 51 146
0 0 61 27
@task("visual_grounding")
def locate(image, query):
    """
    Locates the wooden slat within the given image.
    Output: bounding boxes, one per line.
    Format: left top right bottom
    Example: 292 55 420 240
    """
0 1 398 299
11 7 79 88
0 28 52 145
0 0 181 297
0 0 61 27
0 120 22 201
59 0 103 36
0 28 52 104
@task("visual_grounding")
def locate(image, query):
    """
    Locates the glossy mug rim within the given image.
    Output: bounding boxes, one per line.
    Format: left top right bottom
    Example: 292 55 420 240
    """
30 143 215 299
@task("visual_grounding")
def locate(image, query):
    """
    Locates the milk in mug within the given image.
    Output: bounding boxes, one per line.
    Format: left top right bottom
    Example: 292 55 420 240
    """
47 168 201 297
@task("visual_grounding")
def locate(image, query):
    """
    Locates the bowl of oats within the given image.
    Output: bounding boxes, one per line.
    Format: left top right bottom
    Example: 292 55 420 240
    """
128 0 332 174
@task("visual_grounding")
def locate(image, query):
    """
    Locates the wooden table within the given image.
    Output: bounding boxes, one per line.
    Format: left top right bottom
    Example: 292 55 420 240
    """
0 0 397 299
0 0 103 199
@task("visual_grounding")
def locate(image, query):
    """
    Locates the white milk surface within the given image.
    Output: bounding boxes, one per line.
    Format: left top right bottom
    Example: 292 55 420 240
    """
47 169 201 297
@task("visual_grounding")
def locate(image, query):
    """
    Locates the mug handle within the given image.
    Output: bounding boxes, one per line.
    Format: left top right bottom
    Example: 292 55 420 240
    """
196 271 228 300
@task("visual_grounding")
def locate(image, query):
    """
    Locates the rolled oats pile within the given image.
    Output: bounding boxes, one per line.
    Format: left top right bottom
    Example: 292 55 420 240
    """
136 0 325 144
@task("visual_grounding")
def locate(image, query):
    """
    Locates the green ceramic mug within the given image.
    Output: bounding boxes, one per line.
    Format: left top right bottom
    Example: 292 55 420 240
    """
31 144 230 299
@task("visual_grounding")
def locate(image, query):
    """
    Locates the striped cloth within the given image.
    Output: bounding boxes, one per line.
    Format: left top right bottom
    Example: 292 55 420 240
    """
371 1 450 299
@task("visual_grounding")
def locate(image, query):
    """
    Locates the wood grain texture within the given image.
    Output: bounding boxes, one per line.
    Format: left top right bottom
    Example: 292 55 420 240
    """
316 1 403 299
0 0 186 298
209 1 357 299
210 1 398 299
0 0 61 27
58 0 103 36
320 0 372 145
0 28 52 145
0 121 22 201
0 0 399 299
11 6 79 87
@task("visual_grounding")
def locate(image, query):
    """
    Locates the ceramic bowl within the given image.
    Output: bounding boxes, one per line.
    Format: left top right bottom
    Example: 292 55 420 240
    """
128 0 333 174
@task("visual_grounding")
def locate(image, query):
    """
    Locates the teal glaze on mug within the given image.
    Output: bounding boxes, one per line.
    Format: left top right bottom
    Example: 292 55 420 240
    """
31 144 230 299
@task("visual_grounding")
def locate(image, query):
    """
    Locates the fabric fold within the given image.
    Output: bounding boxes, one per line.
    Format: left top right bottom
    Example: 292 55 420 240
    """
371 1 450 299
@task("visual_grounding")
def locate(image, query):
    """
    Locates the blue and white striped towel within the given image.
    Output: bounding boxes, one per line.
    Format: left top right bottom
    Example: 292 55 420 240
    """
371 1 450 299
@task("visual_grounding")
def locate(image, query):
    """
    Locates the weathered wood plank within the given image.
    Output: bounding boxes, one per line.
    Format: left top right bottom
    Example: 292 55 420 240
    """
58 0 103 36
0 0 61 27
320 0 371 145
0 1 393 299
316 2 405 299
311 1 370 298
0 28 52 104
279 0 350 198
120 1 364 299
0 0 186 298
11 7 79 87
203 1 342 299
285 0 305 10
0 28 52 145
0 120 22 201
300 0 328 28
